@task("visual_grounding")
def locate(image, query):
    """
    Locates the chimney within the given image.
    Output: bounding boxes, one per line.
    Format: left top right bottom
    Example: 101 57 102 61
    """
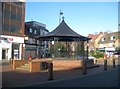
100 32 103 34
104 32 108 34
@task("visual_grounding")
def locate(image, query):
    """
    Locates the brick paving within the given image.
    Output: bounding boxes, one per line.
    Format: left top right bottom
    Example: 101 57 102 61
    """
1 59 119 87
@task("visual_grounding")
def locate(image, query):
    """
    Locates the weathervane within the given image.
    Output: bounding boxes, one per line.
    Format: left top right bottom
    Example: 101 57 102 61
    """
59 10 63 24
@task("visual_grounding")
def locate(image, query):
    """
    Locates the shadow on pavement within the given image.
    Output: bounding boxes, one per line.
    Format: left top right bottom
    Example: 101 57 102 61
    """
2 62 120 87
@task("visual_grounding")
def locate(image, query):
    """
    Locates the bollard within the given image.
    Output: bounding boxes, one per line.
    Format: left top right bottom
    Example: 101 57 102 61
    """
113 58 115 68
104 59 107 71
11 58 13 65
9 58 11 65
48 63 53 80
94 59 97 64
82 60 87 75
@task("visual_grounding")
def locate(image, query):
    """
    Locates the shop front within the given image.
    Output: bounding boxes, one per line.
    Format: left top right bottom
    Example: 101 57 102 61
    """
0 35 24 61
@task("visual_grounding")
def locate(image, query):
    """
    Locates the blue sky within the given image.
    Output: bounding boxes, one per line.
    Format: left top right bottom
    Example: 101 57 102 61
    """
25 2 118 36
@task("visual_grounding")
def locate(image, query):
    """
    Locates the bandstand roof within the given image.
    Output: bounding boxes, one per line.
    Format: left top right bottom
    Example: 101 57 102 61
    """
36 20 91 41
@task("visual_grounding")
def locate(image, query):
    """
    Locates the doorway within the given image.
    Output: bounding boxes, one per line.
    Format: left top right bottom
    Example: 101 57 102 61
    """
2 49 8 60
2 50 6 59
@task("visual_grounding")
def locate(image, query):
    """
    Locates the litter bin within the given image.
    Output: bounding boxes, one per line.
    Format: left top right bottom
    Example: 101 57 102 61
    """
40 62 48 70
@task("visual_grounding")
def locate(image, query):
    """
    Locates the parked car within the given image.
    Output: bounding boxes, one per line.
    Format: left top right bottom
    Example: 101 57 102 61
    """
77 56 95 60
88 56 95 60
114 51 120 55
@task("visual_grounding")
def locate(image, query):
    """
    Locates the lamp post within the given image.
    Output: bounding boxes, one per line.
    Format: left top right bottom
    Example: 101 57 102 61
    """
22 36 29 59
87 41 89 60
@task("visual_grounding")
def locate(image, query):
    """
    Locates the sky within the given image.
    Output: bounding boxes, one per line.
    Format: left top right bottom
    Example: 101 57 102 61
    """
25 2 118 36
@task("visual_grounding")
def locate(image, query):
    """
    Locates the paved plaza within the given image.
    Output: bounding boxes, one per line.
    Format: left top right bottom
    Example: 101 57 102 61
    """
31 68 119 87
1 59 120 87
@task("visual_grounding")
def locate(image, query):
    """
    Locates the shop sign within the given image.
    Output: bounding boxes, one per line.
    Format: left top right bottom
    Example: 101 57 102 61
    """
0 37 14 43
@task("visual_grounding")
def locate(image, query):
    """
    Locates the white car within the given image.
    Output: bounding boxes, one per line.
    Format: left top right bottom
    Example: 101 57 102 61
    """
88 56 95 60
78 56 95 60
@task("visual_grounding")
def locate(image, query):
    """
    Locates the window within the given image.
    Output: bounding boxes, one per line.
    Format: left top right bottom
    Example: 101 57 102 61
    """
5 3 10 12
17 15 22 22
29 38 35 44
29 38 32 43
110 36 115 40
13 2 23 6
34 30 37 34
29 28 33 33
11 13 16 20
3 24 9 31
101 38 105 41
10 26 16 32
109 43 113 47
4 11 10 18
2 2 4 11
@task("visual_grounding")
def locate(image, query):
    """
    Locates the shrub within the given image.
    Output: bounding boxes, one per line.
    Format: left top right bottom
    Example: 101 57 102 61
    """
90 51 104 59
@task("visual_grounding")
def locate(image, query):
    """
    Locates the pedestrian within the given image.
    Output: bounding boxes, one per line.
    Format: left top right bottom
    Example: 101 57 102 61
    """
28 53 32 60
104 53 107 60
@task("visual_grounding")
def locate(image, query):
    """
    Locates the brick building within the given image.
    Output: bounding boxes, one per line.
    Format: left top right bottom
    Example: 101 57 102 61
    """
24 21 49 59
98 31 120 55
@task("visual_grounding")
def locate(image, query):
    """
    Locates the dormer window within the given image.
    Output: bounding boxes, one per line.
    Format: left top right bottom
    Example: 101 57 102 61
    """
34 30 37 34
101 37 105 41
29 28 33 33
111 36 115 40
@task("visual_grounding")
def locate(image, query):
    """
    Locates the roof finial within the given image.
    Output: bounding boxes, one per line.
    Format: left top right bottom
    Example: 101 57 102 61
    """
59 10 63 24
62 16 65 21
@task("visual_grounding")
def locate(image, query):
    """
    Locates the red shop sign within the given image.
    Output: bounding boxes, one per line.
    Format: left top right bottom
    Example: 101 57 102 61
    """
8 38 13 41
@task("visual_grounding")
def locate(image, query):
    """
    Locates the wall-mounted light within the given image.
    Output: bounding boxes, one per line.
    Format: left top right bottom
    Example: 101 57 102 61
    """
24 36 28 40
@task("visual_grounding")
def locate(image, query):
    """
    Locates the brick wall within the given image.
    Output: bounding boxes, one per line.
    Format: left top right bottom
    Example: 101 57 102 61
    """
53 59 95 71
30 62 40 72
53 60 82 70
13 60 29 70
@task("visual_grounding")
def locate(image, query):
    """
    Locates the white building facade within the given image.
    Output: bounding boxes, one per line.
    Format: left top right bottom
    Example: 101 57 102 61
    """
0 35 24 60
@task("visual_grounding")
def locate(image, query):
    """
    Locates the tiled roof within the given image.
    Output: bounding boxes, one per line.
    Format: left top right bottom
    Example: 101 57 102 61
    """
88 34 100 40
36 20 91 41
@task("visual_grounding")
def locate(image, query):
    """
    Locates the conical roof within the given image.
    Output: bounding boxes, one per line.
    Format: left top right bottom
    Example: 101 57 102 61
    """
36 20 90 41
46 20 81 37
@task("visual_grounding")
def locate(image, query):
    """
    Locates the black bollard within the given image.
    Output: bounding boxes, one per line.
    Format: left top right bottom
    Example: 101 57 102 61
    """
82 60 87 75
48 63 53 80
104 59 107 71
113 59 115 68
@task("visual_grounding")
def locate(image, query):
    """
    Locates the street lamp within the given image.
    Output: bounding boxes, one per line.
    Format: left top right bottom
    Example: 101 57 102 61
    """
87 41 89 60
